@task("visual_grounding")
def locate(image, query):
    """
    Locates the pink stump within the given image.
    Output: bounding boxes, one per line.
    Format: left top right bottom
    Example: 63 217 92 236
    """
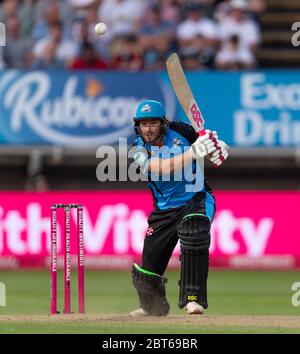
77 206 85 314
64 207 71 314
50 207 57 315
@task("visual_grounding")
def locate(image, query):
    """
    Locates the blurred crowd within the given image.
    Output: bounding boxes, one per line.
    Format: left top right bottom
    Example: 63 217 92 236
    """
0 0 265 71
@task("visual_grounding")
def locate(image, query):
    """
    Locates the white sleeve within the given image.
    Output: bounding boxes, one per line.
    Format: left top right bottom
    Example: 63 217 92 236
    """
244 21 261 46
200 19 218 39
98 0 111 21
177 22 192 40
65 42 79 61
215 48 232 64
216 20 228 41
239 48 255 64
33 40 46 59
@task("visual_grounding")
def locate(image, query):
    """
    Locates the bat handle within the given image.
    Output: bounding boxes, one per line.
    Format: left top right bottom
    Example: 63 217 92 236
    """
199 129 206 136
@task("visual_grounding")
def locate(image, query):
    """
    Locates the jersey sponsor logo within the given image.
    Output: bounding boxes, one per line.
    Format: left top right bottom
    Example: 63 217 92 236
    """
172 138 183 146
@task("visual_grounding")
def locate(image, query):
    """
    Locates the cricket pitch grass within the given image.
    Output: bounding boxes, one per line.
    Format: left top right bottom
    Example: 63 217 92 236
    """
0 270 300 334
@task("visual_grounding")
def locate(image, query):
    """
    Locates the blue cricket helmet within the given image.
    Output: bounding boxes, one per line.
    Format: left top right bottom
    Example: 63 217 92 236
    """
134 100 166 121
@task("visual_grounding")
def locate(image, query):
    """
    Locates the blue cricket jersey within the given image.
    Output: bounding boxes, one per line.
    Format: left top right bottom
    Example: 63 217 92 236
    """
132 121 214 211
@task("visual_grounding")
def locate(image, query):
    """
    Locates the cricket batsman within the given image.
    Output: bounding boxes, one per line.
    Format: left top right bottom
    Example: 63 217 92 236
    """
130 100 229 316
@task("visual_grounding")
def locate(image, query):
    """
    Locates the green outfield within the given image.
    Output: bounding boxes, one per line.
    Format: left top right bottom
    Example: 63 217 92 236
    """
0 270 300 334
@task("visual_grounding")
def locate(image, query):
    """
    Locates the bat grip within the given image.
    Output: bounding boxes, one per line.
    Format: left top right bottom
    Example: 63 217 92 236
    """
199 129 206 136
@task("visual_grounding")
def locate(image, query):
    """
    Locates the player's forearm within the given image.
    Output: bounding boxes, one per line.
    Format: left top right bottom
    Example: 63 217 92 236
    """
148 150 193 174
169 150 194 173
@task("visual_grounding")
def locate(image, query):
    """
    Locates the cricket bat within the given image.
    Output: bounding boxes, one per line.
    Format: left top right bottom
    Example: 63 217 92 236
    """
166 53 205 175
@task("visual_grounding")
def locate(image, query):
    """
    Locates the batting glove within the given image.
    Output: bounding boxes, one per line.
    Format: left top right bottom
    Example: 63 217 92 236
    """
207 140 229 167
190 130 219 159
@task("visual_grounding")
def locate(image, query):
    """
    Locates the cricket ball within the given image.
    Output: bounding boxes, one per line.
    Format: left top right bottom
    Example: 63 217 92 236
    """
95 22 107 35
